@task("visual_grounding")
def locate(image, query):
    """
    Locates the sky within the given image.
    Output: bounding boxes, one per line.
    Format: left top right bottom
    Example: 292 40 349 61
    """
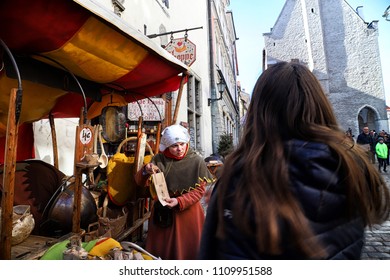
229 0 390 104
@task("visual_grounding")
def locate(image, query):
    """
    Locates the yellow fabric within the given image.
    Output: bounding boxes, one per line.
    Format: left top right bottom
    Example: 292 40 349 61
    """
39 237 157 260
133 249 154 260
37 17 149 83
87 93 128 119
144 154 153 164
107 153 136 205
0 74 67 136
142 254 153 260
107 153 153 205
88 237 122 257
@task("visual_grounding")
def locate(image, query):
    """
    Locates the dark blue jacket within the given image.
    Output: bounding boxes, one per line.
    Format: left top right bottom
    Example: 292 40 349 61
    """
199 139 365 259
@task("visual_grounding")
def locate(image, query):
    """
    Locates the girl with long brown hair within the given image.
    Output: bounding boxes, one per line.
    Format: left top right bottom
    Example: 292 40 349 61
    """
199 62 390 259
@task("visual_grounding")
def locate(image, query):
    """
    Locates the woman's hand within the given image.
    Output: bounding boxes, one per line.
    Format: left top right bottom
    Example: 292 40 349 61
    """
164 197 178 208
143 163 159 175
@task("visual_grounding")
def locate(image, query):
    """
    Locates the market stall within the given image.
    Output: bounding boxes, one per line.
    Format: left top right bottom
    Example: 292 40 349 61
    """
0 0 189 260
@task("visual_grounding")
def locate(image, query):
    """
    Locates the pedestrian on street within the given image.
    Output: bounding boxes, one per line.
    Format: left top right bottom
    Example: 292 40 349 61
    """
385 133 390 165
375 137 388 173
357 126 375 163
199 61 390 260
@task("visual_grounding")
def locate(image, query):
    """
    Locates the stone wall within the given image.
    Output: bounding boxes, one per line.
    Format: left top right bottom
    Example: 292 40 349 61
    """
264 0 388 136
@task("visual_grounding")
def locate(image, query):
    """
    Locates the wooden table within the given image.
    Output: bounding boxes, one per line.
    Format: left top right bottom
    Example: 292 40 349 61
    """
11 233 77 260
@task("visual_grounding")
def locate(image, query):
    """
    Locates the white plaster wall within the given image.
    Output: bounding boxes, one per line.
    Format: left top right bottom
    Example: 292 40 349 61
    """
33 118 79 176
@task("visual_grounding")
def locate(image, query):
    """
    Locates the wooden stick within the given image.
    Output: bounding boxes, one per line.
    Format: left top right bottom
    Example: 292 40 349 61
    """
73 108 84 176
172 74 186 124
0 88 19 260
134 116 143 174
49 113 59 169
72 166 82 233
154 122 162 155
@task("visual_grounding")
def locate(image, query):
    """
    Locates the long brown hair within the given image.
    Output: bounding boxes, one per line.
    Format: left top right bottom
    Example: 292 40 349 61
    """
216 62 390 258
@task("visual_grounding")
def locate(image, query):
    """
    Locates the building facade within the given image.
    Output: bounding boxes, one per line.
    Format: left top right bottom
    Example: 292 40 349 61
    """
33 0 241 175
237 81 251 135
104 0 240 157
263 0 388 136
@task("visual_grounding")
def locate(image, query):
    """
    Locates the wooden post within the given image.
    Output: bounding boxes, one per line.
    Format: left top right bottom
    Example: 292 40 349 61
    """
134 116 143 173
73 108 94 174
154 123 162 155
72 161 98 234
72 166 83 233
172 75 186 124
49 113 59 169
73 108 84 176
136 133 147 172
71 108 95 233
0 88 20 260
137 116 143 139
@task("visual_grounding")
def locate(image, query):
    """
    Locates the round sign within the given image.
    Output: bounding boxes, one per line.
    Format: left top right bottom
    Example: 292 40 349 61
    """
79 127 93 145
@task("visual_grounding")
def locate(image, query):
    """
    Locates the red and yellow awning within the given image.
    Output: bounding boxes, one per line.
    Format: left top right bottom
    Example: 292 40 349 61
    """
0 0 189 127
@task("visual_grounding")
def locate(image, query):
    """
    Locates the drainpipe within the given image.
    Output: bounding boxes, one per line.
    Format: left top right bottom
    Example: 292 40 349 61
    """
208 0 218 154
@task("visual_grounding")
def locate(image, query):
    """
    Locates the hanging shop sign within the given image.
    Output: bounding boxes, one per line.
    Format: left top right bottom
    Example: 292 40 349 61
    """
128 98 165 121
165 38 196 66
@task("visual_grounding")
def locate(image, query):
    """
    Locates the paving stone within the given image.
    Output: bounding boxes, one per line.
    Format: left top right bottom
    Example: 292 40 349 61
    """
361 173 390 259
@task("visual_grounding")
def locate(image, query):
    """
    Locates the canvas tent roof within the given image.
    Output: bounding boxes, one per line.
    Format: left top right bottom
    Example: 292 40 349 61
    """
0 0 189 132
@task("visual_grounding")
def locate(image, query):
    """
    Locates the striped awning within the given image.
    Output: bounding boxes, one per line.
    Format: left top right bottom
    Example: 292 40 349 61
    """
0 0 189 129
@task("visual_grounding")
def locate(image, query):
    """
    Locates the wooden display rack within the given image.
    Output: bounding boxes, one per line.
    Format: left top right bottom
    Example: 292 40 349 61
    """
1 119 157 260
0 26 187 259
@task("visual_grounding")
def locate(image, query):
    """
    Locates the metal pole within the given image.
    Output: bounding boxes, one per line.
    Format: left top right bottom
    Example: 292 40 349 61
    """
147 26 203 38
208 0 218 154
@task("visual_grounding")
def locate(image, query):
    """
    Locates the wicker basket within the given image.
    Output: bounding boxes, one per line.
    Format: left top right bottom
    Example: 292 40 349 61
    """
93 195 128 240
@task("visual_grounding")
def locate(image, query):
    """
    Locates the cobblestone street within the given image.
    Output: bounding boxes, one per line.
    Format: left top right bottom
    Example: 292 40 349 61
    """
361 172 390 260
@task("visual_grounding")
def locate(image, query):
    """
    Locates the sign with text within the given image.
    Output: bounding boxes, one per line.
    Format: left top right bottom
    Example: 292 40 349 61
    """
127 98 165 121
165 37 196 66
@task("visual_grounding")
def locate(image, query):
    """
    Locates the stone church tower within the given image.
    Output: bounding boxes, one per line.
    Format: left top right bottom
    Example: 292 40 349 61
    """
263 0 388 136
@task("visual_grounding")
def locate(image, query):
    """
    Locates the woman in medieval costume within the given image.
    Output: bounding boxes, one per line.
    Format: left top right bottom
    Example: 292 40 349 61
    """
135 124 213 260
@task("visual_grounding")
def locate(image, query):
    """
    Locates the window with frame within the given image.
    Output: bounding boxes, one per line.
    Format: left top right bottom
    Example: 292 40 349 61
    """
187 76 203 153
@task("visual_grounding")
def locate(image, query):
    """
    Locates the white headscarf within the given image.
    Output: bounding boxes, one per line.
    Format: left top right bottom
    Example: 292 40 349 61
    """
159 124 190 152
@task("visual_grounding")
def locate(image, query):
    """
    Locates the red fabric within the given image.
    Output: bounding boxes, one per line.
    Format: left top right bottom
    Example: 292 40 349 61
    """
0 0 188 107
134 162 208 260
0 0 188 167
163 144 189 160
146 185 206 260
0 0 187 97
0 123 34 163
48 93 94 119
124 75 188 100
0 0 89 53
115 54 184 89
